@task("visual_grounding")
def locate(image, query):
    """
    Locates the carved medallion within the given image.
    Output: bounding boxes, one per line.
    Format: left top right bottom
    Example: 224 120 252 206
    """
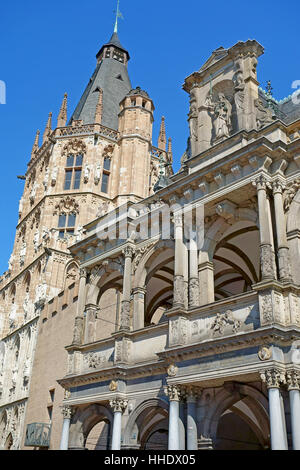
109 380 118 392
258 346 272 361
167 364 178 377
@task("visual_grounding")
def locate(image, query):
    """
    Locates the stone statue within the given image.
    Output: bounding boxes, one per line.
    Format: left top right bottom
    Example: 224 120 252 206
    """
23 357 30 386
42 227 50 244
205 92 232 141
188 103 198 142
75 225 84 241
9 303 18 329
8 254 14 272
43 167 49 190
29 182 39 203
33 230 40 253
255 98 274 130
233 72 245 111
84 165 91 183
20 242 27 265
18 198 23 217
23 292 33 321
94 163 101 185
35 283 47 309
51 166 58 186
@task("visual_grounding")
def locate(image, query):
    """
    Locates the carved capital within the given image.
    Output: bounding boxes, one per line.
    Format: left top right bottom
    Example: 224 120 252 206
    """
79 268 88 279
185 385 202 403
123 246 135 259
260 368 286 389
109 398 128 414
272 179 285 195
253 174 271 192
61 405 73 420
286 370 300 391
173 212 183 228
165 384 183 402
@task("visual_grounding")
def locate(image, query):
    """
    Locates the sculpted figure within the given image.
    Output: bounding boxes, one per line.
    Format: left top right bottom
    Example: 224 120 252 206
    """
205 92 232 141
255 98 274 130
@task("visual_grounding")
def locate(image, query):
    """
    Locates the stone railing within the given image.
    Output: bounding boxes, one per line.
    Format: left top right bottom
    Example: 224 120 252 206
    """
57 124 119 141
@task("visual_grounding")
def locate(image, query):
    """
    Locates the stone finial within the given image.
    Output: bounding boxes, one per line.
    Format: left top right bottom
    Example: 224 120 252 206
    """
57 93 68 128
31 130 40 158
167 137 173 164
43 112 53 144
95 88 103 124
158 116 167 151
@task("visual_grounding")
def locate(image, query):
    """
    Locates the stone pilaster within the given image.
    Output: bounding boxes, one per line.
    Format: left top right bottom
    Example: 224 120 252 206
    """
253 175 277 280
173 212 185 308
272 180 292 282
120 246 134 331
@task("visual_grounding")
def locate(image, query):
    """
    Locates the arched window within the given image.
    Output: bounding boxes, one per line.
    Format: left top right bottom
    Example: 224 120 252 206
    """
64 154 83 190
101 157 111 194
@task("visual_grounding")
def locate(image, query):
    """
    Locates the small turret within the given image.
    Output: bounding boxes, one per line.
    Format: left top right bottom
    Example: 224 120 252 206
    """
57 93 68 128
31 130 40 159
158 116 167 151
43 112 52 143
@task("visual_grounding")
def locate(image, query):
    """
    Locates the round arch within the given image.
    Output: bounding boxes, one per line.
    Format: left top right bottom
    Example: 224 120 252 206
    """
69 404 113 450
123 397 169 448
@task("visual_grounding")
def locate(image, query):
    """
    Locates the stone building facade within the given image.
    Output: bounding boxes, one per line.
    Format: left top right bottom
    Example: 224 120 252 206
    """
1 30 300 451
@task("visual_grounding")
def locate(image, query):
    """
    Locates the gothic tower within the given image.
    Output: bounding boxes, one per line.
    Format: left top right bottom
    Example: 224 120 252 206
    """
0 26 172 450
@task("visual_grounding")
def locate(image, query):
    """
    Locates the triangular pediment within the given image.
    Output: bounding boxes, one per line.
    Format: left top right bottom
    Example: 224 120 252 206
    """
199 47 228 72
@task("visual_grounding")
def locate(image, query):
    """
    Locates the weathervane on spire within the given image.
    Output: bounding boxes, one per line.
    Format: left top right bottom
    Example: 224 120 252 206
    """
114 0 124 33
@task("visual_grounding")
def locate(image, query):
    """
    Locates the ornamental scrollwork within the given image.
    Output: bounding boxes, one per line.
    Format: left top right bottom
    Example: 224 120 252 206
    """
61 138 87 157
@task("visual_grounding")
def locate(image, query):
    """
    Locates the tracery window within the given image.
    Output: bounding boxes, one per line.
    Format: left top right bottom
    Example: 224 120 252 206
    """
101 157 111 194
64 154 83 190
58 213 76 239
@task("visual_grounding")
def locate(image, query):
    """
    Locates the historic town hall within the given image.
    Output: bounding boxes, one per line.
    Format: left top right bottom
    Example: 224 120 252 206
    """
0 12 300 451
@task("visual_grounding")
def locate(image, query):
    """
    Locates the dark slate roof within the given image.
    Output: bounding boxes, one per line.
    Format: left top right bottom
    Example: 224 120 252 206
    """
70 34 132 130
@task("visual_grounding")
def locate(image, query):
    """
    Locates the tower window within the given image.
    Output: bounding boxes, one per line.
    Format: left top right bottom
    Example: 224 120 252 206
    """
58 213 76 239
64 154 83 190
101 157 111 194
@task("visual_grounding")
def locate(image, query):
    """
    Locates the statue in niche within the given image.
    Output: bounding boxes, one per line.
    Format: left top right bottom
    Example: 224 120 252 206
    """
51 166 58 186
188 103 198 142
33 230 40 253
233 71 245 111
43 167 49 190
18 198 23 218
205 92 232 141
20 242 27 265
9 303 18 329
255 98 274 130
23 292 33 321
42 227 50 245
8 254 14 272
29 182 39 203
94 163 101 185
75 225 84 242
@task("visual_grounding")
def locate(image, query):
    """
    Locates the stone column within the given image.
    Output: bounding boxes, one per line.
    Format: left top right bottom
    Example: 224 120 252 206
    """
260 368 288 450
60 406 73 450
286 370 300 450
272 180 292 282
132 287 146 330
84 304 98 343
253 175 277 280
72 268 87 345
186 387 200 450
189 236 200 308
109 398 128 450
198 261 214 305
120 246 134 331
165 385 181 450
173 212 185 308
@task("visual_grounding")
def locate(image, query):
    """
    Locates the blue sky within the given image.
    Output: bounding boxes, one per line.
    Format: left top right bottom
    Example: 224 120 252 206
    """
0 0 299 274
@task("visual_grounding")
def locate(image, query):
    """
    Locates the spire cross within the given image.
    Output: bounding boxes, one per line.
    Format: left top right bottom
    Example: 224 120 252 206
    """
114 0 123 33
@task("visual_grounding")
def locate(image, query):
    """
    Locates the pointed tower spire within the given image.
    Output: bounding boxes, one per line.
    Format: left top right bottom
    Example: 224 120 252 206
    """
94 89 103 124
167 137 173 164
31 130 40 158
43 112 53 143
114 0 123 33
158 116 167 151
57 93 68 128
